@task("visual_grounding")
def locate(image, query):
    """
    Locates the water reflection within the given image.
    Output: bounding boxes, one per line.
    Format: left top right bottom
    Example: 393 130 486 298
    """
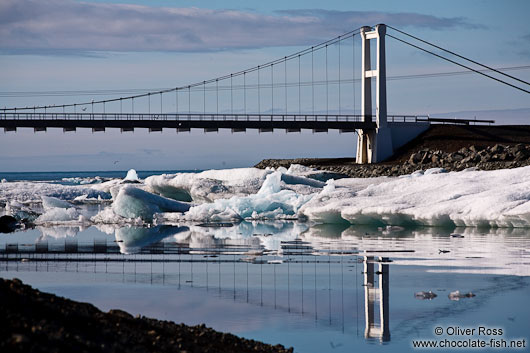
1 222 530 352
364 256 390 342
115 225 189 254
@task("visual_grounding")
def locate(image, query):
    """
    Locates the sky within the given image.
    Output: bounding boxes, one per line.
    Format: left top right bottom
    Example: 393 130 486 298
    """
0 0 529 172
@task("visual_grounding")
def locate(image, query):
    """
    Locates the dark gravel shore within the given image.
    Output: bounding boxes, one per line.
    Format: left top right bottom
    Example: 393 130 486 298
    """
0 278 293 353
255 125 530 177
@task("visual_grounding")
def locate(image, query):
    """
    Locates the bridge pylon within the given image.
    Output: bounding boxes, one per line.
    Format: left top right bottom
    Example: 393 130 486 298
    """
357 24 394 164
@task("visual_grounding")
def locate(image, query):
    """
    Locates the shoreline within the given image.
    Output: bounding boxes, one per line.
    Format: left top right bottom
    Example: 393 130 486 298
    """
255 125 530 178
1 278 293 353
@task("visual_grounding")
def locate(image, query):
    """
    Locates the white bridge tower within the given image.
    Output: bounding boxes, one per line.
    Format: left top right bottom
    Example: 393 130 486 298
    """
356 24 394 164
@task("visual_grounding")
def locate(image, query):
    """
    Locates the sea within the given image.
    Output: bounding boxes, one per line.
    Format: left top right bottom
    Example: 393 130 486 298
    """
1 170 529 353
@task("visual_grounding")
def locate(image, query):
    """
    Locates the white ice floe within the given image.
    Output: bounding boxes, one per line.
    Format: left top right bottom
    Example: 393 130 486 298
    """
300 166 530 227
4 165 530 228
41 196 74 209
0 181 111 203
110 186 191 222
183 172 314 221
144 166 326 203
145 167 271 202
35 196 92 225
124 169 140 182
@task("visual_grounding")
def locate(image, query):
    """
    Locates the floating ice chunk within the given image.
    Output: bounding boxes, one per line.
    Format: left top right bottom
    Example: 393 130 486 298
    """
36 207 82 223
115 225 189 254
301 166 530 228
124 169 140 182
280 173 326 188
0 181 111 203
185 172 314 221
448 290 476 301
424 168 447 175
415 291 437 300
112 186 191 222
285 164 348 182
145 168 272 202
35 196 88 224
90 179 123 194
42 196 74 209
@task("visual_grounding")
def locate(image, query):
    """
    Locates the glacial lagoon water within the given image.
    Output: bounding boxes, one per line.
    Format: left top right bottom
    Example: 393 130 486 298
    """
1 168 529 352
1 222 529 353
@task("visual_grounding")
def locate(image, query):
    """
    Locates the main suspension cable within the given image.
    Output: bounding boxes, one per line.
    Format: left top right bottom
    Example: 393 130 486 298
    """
387 34 530 94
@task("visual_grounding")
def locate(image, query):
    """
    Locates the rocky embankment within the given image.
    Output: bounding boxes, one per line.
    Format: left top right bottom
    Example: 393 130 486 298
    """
256 143 530 178
1 278 292 353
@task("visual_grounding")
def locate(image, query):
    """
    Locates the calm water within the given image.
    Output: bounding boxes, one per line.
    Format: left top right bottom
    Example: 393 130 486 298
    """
1 222 529 352
0 170 198 182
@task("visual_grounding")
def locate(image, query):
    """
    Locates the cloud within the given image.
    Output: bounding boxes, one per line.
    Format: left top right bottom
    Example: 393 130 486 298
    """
276 9 484 31
0 0 482 54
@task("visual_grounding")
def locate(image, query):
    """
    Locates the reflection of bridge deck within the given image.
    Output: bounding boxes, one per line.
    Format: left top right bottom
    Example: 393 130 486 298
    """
0 113 430 132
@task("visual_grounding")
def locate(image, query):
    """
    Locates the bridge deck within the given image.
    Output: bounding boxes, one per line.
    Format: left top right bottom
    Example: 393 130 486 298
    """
0 113 428 131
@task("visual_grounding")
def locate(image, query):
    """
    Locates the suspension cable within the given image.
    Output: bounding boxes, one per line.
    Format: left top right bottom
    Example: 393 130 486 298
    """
388 25 530 87
387 34 530 94
3 27 363 111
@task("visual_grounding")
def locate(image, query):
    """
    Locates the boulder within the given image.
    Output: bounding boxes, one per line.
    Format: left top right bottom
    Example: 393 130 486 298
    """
0 215 18 233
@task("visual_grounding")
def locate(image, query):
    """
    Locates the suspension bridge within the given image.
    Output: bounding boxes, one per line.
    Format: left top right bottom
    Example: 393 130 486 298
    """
1 24 528 163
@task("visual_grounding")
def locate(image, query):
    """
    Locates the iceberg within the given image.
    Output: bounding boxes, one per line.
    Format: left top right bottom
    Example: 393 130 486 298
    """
0 181 110 203
144 166 326 203
41 196 74 209
111 186 192 222
300 166 530 227
124 169 140 182
145 167 272 202
3 165 530 228
184 172 314 221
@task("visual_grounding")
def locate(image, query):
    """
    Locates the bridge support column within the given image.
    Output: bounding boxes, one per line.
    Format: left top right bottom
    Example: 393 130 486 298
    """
357 24 393 164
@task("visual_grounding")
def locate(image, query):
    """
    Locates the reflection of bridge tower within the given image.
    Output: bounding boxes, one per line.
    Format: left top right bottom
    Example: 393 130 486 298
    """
364 256 390 342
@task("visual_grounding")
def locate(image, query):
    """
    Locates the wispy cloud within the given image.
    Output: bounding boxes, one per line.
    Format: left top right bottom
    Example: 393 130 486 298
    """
276 9 484 31
0 0 482 55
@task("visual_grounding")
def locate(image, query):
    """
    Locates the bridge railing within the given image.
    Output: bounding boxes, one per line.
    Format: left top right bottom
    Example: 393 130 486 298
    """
0 112 372 122
0 112 432 123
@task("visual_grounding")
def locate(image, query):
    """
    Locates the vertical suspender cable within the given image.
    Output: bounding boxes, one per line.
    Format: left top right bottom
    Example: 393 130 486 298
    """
284 58 287 114
298 55 301 115
203 81 206 114
148 93 150 114
338 36 341 115
258 65 261 114
244 72 247 114
271 64 274 114
326 44 329 115
216 79 219 114
311 47 314 115
176 89 178 114
132 97 134 114
188 86 191 114
160 92 162 114
353 34 356 116
230 74 233 115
